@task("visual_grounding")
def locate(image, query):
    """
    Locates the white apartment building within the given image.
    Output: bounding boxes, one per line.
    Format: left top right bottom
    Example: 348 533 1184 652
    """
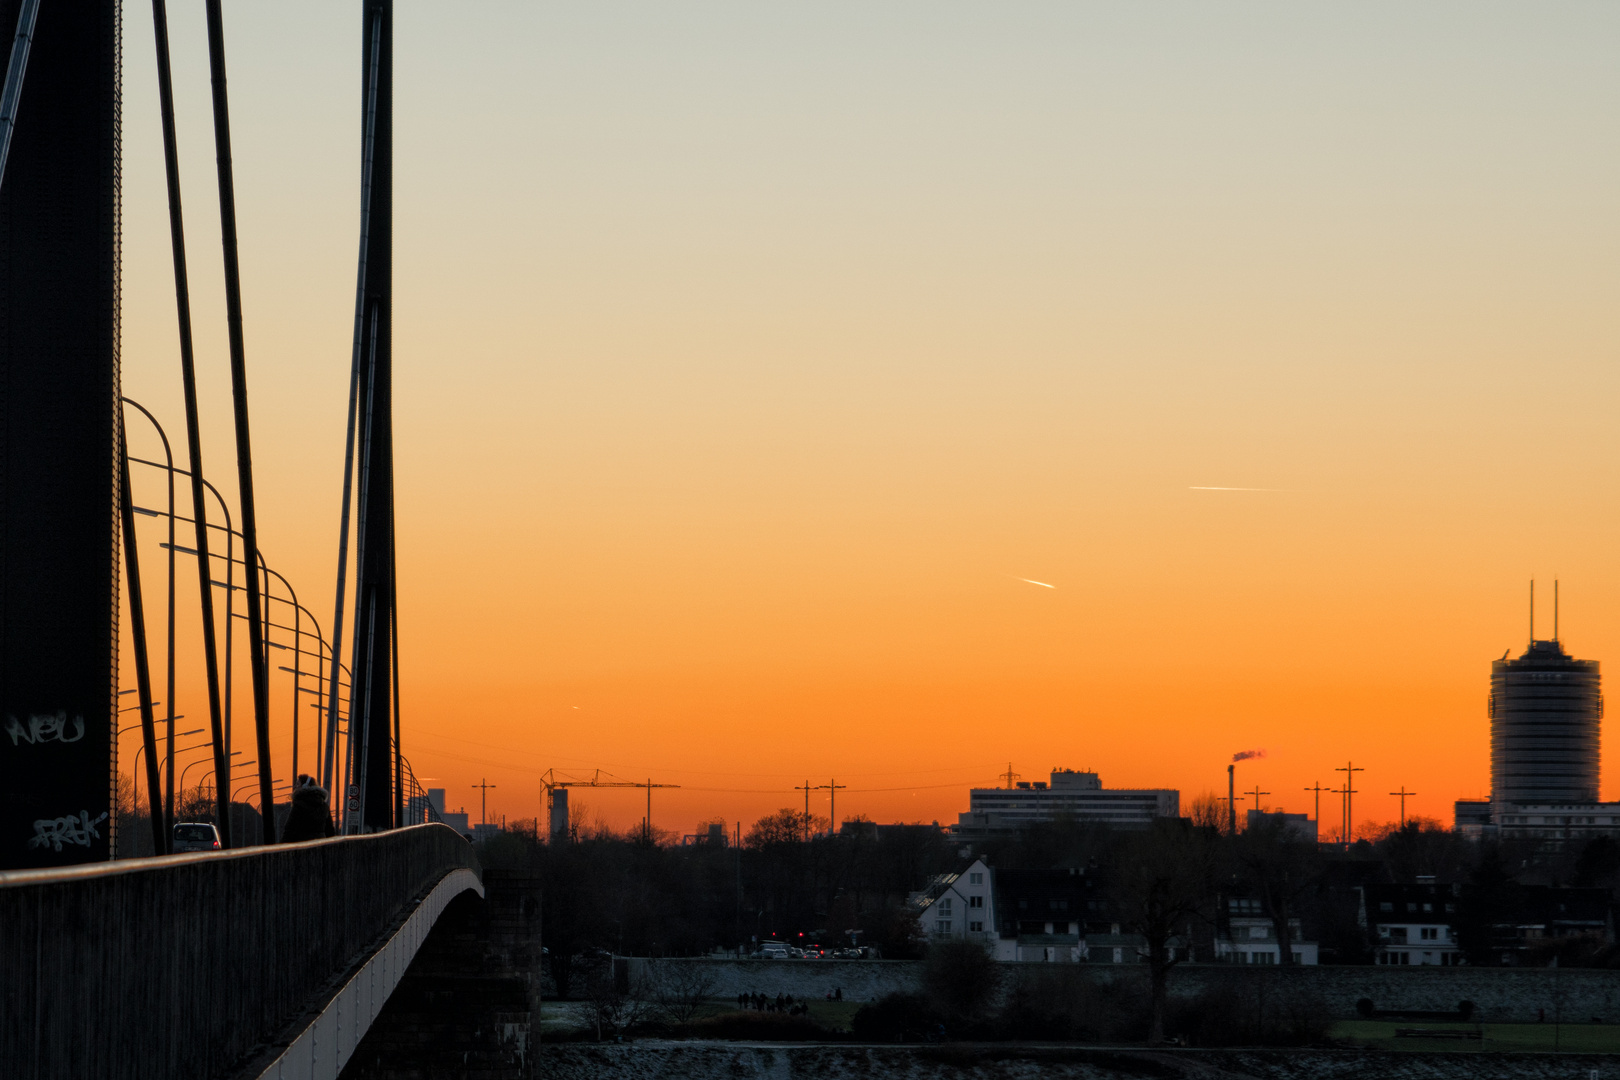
1214 898 1319 964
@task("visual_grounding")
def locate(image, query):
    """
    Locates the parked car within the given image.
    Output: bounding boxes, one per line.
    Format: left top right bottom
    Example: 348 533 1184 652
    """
172 822 221 852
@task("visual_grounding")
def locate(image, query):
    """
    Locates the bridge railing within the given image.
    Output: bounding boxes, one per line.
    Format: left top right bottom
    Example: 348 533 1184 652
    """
0 822 479 1080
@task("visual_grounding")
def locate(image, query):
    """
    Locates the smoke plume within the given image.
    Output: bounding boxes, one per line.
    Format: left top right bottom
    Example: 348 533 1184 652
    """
1231 750 1265 763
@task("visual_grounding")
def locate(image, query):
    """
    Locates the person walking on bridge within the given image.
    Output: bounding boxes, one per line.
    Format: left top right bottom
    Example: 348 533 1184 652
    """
280 775 336 842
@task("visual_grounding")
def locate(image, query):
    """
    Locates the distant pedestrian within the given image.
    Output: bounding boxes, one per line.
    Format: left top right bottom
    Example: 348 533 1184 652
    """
834 988 843 1002
280 775 335 843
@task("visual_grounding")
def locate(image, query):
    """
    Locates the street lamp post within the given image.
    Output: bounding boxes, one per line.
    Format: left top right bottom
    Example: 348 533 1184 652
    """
132 727 200 788
122 399 180 839
126 441 234 841
180 749 241 811
128 460 360 837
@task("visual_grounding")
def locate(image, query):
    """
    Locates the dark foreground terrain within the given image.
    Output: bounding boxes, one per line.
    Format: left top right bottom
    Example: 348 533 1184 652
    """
535 1042 1615 1080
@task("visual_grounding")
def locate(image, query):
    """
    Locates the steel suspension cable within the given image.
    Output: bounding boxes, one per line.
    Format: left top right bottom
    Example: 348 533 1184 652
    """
150 0 232 847
326 10 382 810
203 0 275 843
0 0 39 194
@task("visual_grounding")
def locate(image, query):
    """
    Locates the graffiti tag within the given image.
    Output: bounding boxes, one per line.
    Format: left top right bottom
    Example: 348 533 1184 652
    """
27 810 109 852
4 711 86 747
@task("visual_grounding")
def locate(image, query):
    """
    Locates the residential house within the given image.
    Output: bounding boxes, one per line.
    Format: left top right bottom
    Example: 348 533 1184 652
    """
910 858 997 948
1465 884 1613 966
1360 882 1462 966
1215 896 1319 964
991 866 1093 961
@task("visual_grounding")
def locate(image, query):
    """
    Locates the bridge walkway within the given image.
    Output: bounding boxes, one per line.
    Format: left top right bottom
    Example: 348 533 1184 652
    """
0 823 480 1080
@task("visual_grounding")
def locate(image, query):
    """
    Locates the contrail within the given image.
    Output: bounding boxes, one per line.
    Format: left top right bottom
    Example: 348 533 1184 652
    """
1017 578 1055 589
1189 486 1288 492
1232 749 1265 763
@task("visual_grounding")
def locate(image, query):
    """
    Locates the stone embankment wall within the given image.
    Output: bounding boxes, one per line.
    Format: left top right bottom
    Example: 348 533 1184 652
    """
627 958 919 1002
537 1043 1615 1080
625 958 1620 1023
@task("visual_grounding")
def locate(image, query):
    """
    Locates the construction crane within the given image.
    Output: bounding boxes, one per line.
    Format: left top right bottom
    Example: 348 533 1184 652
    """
540 769 680 844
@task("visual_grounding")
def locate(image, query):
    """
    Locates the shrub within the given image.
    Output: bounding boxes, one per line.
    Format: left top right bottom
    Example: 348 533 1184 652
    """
1166 973 1333 1047
994 967 1143 1042
852 993 943 1042
923 940 1002 1025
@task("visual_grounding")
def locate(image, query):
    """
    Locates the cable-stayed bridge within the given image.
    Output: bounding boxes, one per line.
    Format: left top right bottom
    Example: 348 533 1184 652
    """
0 4 491 1075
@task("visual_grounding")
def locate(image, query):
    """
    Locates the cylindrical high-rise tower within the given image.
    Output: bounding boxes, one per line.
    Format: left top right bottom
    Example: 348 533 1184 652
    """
1489 639 1602 813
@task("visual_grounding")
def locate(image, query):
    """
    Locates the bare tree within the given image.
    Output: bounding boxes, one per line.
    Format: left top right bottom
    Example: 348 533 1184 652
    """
1187 792 1232 835
583 960 648 1040
746 808 828 847
649 963 717 1025
1233 815 1321 966
1111 818 1217 1043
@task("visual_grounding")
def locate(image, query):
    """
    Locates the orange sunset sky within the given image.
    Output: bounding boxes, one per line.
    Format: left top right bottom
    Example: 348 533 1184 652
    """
113 3 1620 835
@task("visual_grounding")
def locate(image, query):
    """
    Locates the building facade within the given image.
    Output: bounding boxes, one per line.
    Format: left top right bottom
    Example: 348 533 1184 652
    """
912 858 999 949
954 770 1179 839
1461 633 1620 837
1214 897 1319 964
1361 883 1463 966
992 866 1093 962
1244 809 1317 842
1490 638 1602 812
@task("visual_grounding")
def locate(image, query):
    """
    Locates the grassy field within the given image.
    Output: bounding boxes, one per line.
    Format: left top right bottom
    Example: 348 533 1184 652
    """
1333 1019 1620 1053
692 999 862 1031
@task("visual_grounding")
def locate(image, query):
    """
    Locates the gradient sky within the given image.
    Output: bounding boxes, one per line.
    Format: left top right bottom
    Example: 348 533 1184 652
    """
114 2 1620 835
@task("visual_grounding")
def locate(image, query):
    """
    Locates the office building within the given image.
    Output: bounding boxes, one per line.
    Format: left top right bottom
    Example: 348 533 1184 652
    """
1457 615 1620 838
1490 638 1601 810
954 770 1178 839
1452 799 1492 838
1245 809 1316 842
549 788 569 841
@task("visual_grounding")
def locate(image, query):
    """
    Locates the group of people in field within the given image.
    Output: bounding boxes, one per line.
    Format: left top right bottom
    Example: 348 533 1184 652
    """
737 991 809 1015
735 987 843 1017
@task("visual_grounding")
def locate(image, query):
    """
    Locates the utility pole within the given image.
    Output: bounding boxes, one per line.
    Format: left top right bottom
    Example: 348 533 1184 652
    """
1000 763 1020 789
645 778 651 844
1304 781 1325 837
794 780 814 841
1390 786 1417 829
474 778 495 827
817 779 846 837
1247 785 1269 812
1335 762 1363 847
